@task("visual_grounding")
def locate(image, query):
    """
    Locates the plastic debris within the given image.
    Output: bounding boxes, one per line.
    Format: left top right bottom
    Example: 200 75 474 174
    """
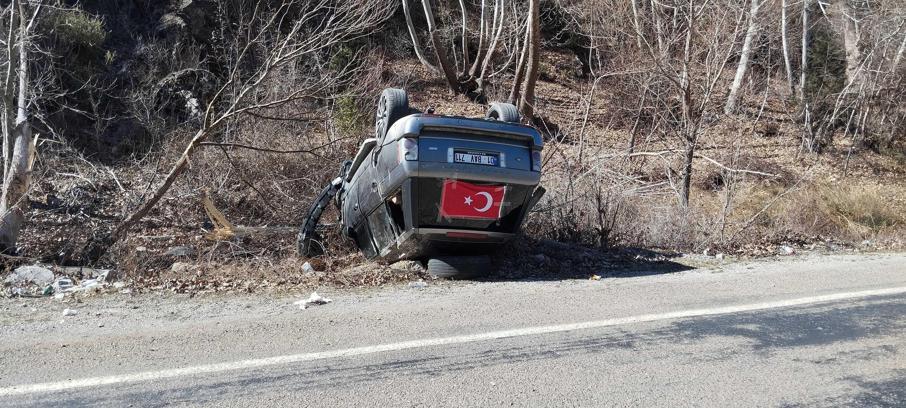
779 245 795 256
70 279 101 292
408 280 428 289
165 246 194 257
302 262 315 273
5 265 54 286
62 308 77 317
293 292 332 309
590 275 601 280
54 277 74 292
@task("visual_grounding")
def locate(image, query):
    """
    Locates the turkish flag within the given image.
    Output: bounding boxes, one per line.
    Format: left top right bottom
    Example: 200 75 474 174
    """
440 180 506 220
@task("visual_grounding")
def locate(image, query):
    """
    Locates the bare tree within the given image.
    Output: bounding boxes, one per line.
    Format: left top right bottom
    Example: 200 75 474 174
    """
837 0 864 87
402 0 439 73
469 0 488 78
477 0 506 88
630 0 643 49
458 0 470 72
421 0 461 92
650 0 666 55
80 0 394 262
509 15 530 104
518 0 541 118
799 0 810 101
636 0 743 207
781 0 795 94
894 28 906 74
725 0 762 114
0 0 41 252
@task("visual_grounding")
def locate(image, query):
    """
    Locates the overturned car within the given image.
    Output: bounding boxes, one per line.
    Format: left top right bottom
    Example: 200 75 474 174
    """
298 89 545 277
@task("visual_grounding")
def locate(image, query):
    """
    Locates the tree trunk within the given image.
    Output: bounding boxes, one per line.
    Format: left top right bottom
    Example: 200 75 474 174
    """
477 0 505 85
650 0 665 56
894 30 906 75
421 0 460 93
678 3 694 208
469 0 488 77
402 0 439 74
798 0 810 101
518 0 541 118
2 1 19 172
0 0 37 252
679 139 695 208
630 0 643 49
458 0 470 74
508 21 530 104
781 0 795 94
724 0 761 115
837 0 862 87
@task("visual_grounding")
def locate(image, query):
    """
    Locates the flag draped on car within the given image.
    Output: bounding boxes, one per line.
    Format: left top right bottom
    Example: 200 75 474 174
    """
440 180 506 220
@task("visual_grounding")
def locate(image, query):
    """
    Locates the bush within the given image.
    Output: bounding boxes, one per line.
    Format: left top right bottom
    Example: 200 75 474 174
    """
53 10 107 48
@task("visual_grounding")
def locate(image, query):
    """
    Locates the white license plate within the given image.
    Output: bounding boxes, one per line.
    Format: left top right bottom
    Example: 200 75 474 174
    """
454 152 498 166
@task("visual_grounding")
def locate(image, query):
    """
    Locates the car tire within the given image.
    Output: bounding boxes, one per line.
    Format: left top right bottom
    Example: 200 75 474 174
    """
375 88 410 141
427 256 493 279
486 102 521 123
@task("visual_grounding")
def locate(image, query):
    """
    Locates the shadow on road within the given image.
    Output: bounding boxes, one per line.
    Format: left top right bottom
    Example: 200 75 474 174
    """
479 236 695 282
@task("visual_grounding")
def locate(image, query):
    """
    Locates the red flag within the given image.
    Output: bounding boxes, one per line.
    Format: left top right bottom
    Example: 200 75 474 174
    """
439 180 506 220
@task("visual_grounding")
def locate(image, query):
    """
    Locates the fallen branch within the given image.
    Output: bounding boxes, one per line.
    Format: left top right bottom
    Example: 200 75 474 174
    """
628 150 779 178
199 142 321 156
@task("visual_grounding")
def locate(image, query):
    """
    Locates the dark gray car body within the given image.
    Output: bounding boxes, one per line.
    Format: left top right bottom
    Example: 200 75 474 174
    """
340 113 543 262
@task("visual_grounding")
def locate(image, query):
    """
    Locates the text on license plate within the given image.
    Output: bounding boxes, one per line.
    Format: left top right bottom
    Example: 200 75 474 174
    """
454 152 498 166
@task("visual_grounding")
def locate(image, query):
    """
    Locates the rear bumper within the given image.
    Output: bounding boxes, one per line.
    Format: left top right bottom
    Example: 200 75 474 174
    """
382 160 539 193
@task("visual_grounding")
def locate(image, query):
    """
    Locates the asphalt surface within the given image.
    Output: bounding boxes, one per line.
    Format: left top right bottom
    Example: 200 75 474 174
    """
1 253 905 407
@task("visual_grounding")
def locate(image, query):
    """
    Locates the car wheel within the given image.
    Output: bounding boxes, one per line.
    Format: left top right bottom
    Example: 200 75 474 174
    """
375 88 410 141
427 256 493 279
485 102 521 123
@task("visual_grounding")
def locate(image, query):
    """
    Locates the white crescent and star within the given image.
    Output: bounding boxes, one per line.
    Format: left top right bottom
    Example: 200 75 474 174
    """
465 192 494 213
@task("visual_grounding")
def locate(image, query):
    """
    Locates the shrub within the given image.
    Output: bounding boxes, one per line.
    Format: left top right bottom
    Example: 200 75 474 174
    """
53 10 107 48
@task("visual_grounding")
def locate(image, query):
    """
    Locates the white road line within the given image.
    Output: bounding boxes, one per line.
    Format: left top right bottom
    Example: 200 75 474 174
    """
2 286 905 397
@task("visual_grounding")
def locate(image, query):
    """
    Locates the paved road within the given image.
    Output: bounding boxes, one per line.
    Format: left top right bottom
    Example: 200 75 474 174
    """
1 253 905 407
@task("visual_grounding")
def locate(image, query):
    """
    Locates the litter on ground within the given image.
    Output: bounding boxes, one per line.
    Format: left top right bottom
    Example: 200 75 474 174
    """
294 292 332 309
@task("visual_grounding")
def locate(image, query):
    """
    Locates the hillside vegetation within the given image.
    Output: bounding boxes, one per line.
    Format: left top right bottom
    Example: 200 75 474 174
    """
1 0 904 289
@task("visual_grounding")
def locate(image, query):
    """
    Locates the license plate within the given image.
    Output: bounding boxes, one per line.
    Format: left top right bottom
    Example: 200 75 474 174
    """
454 152 498 166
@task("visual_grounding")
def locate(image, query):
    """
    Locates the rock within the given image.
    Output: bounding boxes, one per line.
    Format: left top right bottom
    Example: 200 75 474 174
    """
5 265 54 286
165 246 194 257
533 254 547 263
62 308 77 317
171 262 191 273
390 260 425 273
779 245 795 256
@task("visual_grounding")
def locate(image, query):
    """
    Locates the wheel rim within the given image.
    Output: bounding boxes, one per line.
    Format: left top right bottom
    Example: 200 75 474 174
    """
375 96 388 139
